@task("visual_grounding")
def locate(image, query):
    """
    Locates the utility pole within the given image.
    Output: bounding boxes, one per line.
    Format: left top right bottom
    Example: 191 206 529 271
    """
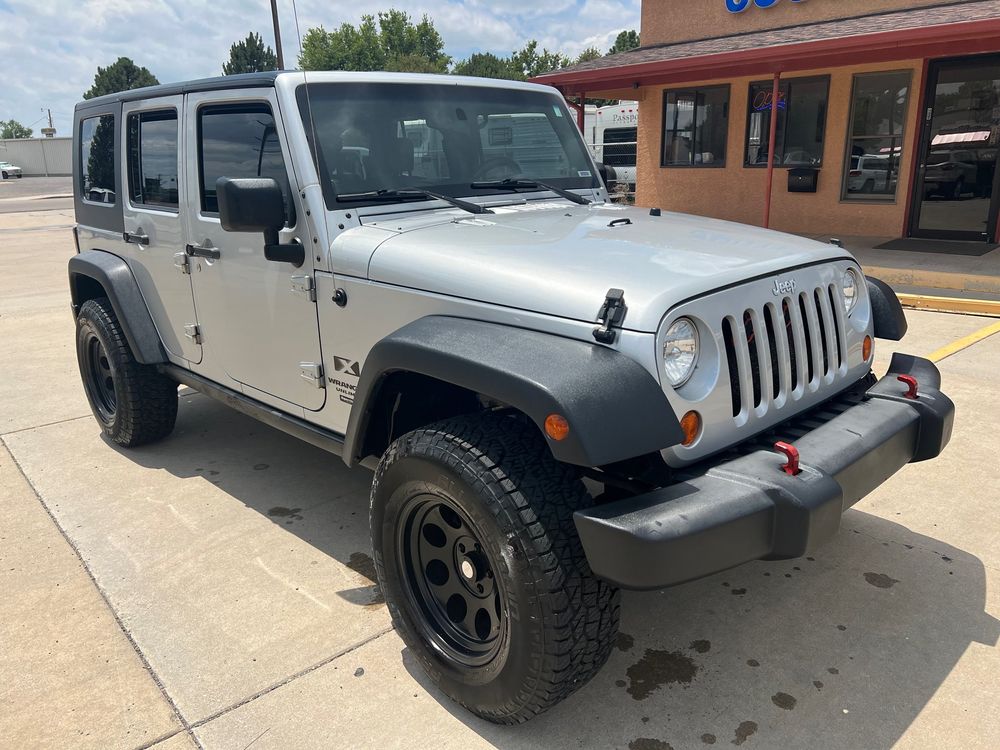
270 0 284 70
40 107 56 138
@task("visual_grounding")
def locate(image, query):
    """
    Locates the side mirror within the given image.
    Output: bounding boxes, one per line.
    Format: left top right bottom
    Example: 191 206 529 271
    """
216 177 304 266
595 162 617 188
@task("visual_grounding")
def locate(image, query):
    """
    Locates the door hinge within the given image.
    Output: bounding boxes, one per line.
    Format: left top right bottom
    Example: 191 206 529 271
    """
174 252 191 274
291 275 316 302
184 324 202 344
299 362 325 388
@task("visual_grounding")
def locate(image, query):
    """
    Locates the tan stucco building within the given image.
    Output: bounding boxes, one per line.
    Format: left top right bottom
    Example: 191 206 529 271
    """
536 0 1000 248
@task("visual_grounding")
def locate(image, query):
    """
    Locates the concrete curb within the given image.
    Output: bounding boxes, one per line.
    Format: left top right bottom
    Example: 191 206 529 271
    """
896 293 1000 317
864 265 1000 295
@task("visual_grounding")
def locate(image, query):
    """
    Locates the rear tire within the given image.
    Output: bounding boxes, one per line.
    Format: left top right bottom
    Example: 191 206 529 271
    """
76 297 178 447
371 413 620 724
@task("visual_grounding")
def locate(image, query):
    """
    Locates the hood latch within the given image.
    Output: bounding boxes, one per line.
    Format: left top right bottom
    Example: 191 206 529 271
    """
593 288 627 344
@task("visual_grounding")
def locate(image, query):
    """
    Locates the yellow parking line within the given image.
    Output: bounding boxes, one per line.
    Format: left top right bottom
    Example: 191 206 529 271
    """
927 320 1000 363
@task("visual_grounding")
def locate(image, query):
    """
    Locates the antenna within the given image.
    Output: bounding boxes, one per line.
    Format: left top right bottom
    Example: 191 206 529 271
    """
269 0 284 69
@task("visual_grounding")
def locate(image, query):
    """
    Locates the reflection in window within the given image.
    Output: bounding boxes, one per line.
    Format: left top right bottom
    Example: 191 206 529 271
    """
661 86 729 167
198 104 295 224
80 114 116 204
745 77 829 167
844 71 911 200
127 110 178 209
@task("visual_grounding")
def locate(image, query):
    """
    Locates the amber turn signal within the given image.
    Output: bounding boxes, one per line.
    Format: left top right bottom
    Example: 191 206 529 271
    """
680 410 701 446
863 335 873 361
544 414 570 441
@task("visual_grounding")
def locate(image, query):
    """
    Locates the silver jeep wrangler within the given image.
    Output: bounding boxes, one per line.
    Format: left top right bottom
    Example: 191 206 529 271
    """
69 71 954 723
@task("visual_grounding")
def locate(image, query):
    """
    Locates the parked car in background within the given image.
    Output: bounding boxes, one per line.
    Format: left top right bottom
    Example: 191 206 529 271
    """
923 149 979 198
847 154 896 194
1 160 23 178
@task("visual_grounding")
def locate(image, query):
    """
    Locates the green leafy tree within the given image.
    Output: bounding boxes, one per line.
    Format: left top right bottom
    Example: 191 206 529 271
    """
575 47 603 64
452 52 520 80
608 29 640 55
83 57 159 100
299 11 449 73
223 32 278 74
0 119 33 139
511 41 570 78
86 118 115 195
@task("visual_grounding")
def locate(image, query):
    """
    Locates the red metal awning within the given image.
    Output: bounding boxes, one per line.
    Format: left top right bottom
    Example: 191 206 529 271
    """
533 1 1000 93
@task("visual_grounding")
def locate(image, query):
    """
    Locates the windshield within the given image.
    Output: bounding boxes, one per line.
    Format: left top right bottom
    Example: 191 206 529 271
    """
296 82 598 209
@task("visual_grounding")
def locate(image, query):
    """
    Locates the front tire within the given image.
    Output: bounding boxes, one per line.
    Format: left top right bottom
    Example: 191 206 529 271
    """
371 413 620 724
76 297 178 447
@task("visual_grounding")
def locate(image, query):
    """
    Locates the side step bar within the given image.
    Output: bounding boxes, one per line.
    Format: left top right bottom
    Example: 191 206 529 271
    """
159 365 377 470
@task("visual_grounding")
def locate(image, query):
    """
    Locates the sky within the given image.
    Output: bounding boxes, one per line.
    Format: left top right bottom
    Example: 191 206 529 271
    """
0 0 640 138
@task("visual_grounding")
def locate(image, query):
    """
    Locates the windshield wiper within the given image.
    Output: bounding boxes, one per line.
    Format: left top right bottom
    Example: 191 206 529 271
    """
469 178 591 205
337 189 492 215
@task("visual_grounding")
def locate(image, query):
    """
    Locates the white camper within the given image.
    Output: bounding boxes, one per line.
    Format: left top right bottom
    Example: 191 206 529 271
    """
583 102 638 192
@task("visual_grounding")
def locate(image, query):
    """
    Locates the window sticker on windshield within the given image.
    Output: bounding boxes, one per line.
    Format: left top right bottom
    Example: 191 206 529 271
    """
578 170 592 177
553 106 563 117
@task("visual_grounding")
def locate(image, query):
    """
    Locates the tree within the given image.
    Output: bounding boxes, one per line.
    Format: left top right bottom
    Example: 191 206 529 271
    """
452 52 520 80
0 119 32 139
608 30 640 55
511 41 570 79
83 57 159 100
299 11 449 73
223 32 278 75
575 47 604 64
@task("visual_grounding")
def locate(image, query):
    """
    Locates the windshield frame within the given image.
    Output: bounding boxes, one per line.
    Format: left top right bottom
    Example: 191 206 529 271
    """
295 81 599 211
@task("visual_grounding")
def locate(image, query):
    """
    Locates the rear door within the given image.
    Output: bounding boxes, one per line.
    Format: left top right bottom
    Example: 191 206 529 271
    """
121 97 201 363
183 89 325 411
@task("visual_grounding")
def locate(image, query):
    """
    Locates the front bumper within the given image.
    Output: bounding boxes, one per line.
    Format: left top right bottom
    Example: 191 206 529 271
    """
574 353 954 590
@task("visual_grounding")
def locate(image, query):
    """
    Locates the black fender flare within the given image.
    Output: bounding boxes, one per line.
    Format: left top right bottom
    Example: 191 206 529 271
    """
865 276 908 341
68 250 166 364
343 316 683 467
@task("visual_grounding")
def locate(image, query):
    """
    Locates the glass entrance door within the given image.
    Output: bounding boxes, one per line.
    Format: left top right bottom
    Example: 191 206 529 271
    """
911 56 1000 241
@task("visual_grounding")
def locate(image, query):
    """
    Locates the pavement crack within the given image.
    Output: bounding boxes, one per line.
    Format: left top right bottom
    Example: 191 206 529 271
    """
0 437 204 750
1 413 92 437
189 625 394 731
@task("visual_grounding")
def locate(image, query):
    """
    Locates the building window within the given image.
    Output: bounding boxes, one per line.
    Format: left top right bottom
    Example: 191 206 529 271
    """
127 110 179 210
661 86 729 167
197 103 295 224
843 71 911 200
745 76 829 167
80 114 116 205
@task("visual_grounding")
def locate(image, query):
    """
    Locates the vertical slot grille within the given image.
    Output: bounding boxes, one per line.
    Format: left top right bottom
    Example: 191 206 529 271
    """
722 317 741 418
721 281 852 422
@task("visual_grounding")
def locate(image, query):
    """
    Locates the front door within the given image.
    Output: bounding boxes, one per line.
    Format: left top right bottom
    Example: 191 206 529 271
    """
911 56 1000 241
183 89 326 411
121 96 202 363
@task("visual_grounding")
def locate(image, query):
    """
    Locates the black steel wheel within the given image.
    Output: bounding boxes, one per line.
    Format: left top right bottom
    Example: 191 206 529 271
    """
75 297 178 447
82 331 117 423
398 493 506 668
371 413 620 724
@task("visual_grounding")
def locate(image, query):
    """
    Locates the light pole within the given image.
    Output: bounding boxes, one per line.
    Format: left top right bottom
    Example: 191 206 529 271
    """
270 0 284 69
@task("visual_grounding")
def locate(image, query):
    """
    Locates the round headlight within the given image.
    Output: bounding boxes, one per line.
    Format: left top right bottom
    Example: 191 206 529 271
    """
842 268 859 312
663 317 699 387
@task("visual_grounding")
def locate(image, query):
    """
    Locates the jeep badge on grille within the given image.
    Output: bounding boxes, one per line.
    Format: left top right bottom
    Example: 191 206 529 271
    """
772 278 797 296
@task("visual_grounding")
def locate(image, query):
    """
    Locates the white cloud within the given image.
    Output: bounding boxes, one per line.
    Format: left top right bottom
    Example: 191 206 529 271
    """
0 0 640 136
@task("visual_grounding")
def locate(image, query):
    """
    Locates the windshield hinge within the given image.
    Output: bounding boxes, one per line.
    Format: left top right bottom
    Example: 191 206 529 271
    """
174 253 191 275
184 324 202 344
299 362 325 388
593 288 627 344
291 275 316 302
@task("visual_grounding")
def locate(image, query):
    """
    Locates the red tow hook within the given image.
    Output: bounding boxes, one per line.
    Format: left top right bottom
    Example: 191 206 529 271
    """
774 442 801 476
897 374 919 400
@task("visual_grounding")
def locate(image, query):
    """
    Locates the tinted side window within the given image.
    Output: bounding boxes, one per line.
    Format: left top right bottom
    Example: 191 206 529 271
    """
198 104 294 224
80 114 116 204
127 110 179 209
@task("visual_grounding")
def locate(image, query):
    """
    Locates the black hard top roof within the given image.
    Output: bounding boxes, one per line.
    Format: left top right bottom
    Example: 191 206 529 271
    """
74 71 282 112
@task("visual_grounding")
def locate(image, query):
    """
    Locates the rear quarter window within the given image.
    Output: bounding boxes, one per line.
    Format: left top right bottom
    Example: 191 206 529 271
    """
80 114 116 205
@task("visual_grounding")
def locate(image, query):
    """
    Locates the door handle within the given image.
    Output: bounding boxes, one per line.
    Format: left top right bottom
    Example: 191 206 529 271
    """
186 242 221 260
123 230 149 245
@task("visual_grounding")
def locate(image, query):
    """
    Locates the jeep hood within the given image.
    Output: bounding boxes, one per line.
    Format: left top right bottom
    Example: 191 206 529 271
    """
351 202 851 332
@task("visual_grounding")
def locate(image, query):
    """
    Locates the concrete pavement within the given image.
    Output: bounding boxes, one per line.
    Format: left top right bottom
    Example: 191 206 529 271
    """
2 203 1000 749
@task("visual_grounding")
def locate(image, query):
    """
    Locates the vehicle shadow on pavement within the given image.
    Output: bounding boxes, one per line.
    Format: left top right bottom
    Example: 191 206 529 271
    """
123 392 999 749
